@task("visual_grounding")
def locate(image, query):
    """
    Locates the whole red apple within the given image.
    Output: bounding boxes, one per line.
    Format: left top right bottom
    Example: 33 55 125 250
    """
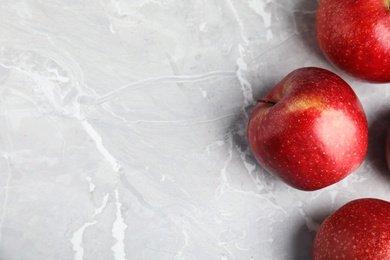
316 0 390 83
247 67 368 191
313 198 390 259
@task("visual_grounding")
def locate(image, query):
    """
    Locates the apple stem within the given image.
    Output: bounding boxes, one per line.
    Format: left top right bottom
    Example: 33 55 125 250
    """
256 99 277 105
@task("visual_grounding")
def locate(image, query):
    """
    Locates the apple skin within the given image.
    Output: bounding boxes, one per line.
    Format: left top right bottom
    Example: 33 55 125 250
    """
316 0 390 83
247 67 368 191
313 198 390 259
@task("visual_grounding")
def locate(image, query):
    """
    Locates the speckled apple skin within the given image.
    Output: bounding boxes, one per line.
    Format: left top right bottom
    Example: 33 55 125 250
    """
313 198 390 259
316 0 390 83
247 67 368 191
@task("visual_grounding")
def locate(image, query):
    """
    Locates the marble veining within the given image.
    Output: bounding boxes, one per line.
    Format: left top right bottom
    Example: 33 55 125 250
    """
0 0 389 259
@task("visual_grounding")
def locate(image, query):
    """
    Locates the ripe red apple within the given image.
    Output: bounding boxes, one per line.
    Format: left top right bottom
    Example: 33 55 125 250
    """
316 0 390 83
313 198 390 259
247 67 368 191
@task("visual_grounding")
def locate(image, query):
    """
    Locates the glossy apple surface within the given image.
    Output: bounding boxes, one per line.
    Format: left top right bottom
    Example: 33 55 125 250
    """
247 67 368 191
316 0 390 83
313 198 390 259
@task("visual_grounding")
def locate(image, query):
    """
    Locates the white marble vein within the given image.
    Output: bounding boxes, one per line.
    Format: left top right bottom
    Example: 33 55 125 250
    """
112 188 127 260
71 193 109 260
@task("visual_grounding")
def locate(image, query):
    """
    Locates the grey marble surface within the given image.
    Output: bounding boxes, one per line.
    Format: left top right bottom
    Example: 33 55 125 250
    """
0 0 389 259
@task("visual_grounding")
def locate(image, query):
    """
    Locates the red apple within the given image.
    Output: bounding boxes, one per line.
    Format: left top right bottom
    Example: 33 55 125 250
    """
316 0 390 83
313 198 390 259
247 67 368 191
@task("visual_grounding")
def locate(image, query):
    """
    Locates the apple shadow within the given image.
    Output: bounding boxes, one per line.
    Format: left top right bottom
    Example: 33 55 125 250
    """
292 0 325 62
229 74 278 162
289 210 330 259
290 222 315 260
225 92 277 194
366 108 390 178
228 102 257 166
